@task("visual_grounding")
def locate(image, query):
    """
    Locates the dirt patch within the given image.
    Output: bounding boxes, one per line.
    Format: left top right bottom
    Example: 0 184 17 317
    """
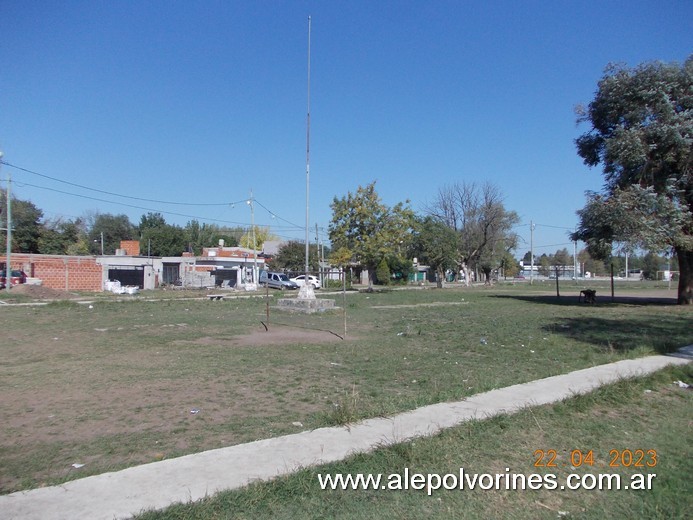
187 324 349 347
237 326 347 345
3 284 78 300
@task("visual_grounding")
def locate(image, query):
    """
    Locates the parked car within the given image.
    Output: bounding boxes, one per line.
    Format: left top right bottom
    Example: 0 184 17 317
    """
259 271 299 290
0 269 27 289
290 274 321 289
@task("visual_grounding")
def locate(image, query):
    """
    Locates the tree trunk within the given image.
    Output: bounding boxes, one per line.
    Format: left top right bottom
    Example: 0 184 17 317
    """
436 267 445 289
460 261 472 287
676 247 692 305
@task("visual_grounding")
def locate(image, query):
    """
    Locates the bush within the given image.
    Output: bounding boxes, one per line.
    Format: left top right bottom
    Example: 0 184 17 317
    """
375 257 391 285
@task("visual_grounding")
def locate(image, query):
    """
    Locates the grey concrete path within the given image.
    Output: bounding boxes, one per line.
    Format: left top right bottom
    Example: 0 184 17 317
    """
2 352 691 520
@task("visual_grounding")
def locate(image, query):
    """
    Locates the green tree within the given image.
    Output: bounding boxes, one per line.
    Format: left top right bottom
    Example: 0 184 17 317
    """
90 213 136 255
183 220 240 255
499 250 520 279
552 248 571 266
138 212 185 257
642 252 663 280
411 216 460 288
1 191 43 253
538 254 551 277
386 254 413 283
375 257 391 285
239 226 276 251
270 240 321 272
572 56 693 304
328 246 354 289
329 182 415 289
578 248 608 277
39 218 84 255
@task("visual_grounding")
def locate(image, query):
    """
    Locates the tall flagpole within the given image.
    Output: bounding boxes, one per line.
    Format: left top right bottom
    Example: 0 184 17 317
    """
304 16 311 282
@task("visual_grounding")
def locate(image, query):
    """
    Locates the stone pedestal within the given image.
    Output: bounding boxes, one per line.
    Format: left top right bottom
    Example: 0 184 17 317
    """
298 284 316 300
277 294 336 314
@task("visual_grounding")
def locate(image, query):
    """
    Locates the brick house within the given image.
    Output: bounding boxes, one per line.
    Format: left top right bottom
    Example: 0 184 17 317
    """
1 242 266 292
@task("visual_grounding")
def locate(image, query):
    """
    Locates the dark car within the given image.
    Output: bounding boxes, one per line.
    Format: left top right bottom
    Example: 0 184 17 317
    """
0 269 27 289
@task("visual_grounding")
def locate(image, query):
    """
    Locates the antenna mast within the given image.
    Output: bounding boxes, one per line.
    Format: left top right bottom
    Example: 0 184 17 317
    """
304 16 311 281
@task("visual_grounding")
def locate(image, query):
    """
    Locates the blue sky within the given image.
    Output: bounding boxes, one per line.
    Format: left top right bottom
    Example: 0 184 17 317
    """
1 1 691 258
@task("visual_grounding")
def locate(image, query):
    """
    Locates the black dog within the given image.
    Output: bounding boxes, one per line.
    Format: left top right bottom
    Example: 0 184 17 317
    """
579 289 596 303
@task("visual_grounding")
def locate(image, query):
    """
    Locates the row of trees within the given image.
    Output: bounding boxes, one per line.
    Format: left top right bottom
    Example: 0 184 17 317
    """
326 181 519 288
0 194 269 257
522 249 678 279
2 179 520 290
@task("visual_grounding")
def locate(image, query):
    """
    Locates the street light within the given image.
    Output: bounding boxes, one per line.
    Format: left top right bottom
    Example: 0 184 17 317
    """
93 232 104 255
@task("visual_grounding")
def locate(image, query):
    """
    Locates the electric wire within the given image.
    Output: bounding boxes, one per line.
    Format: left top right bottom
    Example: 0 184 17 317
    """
2 160 318 240
1 160 245 207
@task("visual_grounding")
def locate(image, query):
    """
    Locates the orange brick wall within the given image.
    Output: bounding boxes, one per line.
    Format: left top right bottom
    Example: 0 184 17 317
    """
1 254 103 291
120 240 141 256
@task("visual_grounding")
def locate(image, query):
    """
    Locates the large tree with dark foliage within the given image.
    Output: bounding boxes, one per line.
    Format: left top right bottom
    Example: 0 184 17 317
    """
90 213 136 255
411 215 460 288
138 212 185 257
572 56 693 304
0 191 43 253
270 240 321 272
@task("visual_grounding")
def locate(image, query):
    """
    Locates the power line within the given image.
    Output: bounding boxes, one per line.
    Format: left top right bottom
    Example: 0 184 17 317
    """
253 198 304 229
17 181 251 226
534 222 576 231
3 160 314 238
1 160 244 207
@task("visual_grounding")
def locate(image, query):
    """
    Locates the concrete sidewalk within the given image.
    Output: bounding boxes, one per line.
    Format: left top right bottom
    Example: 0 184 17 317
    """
2 352 691 520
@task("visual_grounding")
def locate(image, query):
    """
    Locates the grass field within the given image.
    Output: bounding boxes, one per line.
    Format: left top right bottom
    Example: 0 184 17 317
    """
0 281 690 502
134 364 693 520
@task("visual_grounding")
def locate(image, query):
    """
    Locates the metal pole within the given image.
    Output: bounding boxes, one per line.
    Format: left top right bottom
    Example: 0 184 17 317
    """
101 231 104 255
304 15 311 281
667 254 680 290
4 155 11 292
529 220 534 285
249 191 257 285
625 250 629 279
573 229 578 283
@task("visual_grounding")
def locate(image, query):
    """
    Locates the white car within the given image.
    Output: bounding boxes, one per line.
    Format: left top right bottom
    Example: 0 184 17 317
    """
290 274 321 289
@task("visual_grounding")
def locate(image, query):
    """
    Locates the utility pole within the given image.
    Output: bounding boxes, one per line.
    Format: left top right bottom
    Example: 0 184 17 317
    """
529 220 535 285
625 250 629 279
573 229 578 282
315 223 321 285
248 191 258 285
2 152 12 291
